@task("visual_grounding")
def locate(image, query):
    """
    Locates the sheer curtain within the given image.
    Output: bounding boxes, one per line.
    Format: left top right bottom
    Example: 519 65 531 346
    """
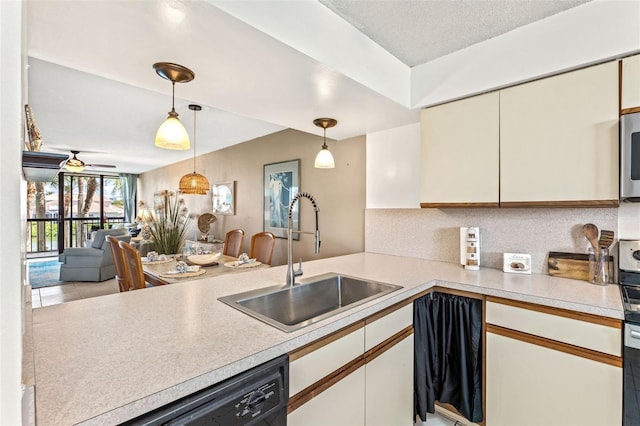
119 173 138 224
414 292 483 423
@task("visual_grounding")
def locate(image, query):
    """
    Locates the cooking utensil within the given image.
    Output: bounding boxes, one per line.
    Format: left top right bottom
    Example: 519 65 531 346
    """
599 230 614 249
582 223 600 251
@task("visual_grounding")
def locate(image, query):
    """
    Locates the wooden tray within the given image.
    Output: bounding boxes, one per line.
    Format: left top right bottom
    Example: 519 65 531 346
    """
547 251 613 281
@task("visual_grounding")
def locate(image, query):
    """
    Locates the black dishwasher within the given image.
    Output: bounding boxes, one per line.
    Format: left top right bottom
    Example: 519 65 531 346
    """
122 354 288 426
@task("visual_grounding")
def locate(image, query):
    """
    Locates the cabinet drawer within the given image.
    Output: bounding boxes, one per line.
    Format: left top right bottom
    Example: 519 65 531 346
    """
486 300 621 356
289 326 364 395
365 303 412 351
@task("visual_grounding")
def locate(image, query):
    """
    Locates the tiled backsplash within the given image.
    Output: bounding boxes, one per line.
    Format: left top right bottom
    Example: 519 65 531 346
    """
365 207 618 274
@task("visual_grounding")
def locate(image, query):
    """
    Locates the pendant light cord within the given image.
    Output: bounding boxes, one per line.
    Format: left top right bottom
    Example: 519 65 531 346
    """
192 107 197 172
171 82 176 113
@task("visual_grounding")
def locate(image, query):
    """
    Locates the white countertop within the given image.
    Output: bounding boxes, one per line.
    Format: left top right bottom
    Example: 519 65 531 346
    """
31 252 624 425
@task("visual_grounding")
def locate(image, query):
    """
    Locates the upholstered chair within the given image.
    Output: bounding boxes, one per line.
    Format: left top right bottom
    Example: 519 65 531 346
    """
59 228 130 282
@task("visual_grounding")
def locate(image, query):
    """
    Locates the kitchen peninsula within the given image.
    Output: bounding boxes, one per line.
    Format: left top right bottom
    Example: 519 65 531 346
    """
29 252 623 425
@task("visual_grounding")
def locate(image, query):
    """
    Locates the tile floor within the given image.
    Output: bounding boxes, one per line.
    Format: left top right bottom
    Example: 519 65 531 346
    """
31 279 119 308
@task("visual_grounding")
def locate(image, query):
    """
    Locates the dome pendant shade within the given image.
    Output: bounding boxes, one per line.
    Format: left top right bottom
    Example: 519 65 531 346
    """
153 62 194 150
155 111 190 150
314 147 335 168
313 117 337 169
179 172 210 195
179 104 210 195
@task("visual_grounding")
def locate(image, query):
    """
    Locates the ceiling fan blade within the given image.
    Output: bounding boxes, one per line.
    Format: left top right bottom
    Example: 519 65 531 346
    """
86 164 117 168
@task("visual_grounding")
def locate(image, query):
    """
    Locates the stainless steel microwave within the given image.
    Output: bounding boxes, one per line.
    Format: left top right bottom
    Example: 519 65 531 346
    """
620 112 640 201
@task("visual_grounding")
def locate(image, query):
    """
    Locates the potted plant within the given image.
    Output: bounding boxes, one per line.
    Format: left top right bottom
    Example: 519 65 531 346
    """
145 191 190 255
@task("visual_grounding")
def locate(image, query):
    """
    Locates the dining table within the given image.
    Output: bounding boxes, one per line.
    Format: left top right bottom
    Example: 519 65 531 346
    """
142 254 269 286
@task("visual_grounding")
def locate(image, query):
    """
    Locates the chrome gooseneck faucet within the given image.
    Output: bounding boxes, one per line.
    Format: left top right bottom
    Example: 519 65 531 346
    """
286 192 320 287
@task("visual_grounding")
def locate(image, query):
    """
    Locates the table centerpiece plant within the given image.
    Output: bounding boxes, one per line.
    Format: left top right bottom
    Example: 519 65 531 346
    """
145 191 190 255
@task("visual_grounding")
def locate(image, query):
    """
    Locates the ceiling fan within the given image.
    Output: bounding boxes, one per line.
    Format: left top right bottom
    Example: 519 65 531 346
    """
64 150 116 173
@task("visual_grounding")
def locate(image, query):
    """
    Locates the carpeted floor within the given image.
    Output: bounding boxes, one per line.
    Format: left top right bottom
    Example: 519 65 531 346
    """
28 259 63 289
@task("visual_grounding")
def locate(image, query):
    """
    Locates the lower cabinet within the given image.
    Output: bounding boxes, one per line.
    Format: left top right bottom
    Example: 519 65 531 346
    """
485 298 622 426
288 366 366 426
365 333 413 426
287 302 413 426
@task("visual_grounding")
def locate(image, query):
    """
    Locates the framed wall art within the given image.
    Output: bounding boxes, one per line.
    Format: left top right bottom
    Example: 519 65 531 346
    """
212 181 235 215
263 159 300 239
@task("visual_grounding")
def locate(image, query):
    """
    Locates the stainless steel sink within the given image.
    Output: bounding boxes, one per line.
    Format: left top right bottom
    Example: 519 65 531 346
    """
218 273 402 332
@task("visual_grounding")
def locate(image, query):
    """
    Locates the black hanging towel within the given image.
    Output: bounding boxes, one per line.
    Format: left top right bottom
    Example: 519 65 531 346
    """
414 292 483 423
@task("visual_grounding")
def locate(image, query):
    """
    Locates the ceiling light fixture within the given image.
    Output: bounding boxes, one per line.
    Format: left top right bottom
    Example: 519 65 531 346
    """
179 104 210 195
313 118 337 169
153 62 195 150
64 150 85 173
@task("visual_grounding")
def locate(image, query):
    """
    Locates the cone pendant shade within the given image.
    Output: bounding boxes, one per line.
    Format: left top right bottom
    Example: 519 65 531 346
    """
155 111 190 150
314 147 335 168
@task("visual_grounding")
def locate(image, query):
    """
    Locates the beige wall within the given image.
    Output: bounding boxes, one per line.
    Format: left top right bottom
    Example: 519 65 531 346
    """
139 129 365 266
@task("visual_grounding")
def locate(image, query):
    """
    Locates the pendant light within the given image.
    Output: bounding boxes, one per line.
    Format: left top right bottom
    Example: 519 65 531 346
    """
179 104 210 195
153 62 195 150
313 118 337 169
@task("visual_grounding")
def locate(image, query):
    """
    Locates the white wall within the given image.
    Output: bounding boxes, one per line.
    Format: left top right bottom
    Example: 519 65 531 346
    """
0 1 27 424
366 123 420 208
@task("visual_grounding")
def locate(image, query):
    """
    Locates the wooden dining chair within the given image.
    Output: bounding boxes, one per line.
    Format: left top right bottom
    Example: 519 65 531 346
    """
106 235 130 292
118 240 151 290
223 229 245 258
249 232 276 265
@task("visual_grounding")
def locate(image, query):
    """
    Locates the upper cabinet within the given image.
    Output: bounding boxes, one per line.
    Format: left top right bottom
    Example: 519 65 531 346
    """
500 61 619 206
420 61 619 208
621 54 640 114
420 92 500 207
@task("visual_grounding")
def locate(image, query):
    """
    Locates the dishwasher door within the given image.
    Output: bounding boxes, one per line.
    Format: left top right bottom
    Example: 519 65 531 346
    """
123 355 288 426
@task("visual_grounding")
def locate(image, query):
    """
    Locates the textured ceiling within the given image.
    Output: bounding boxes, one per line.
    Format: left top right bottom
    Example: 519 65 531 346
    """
320 0 591 66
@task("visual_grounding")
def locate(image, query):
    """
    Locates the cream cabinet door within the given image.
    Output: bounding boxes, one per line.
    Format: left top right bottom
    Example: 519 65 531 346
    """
499 61 619 203
420 92 499 205
486 332 622 426
288 366 365 426
365 334 413 426
622 54 640 113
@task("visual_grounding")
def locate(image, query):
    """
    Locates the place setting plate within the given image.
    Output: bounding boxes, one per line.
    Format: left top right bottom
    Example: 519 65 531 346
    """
141 257 173 265
224 259 262 269
159 268 206 279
